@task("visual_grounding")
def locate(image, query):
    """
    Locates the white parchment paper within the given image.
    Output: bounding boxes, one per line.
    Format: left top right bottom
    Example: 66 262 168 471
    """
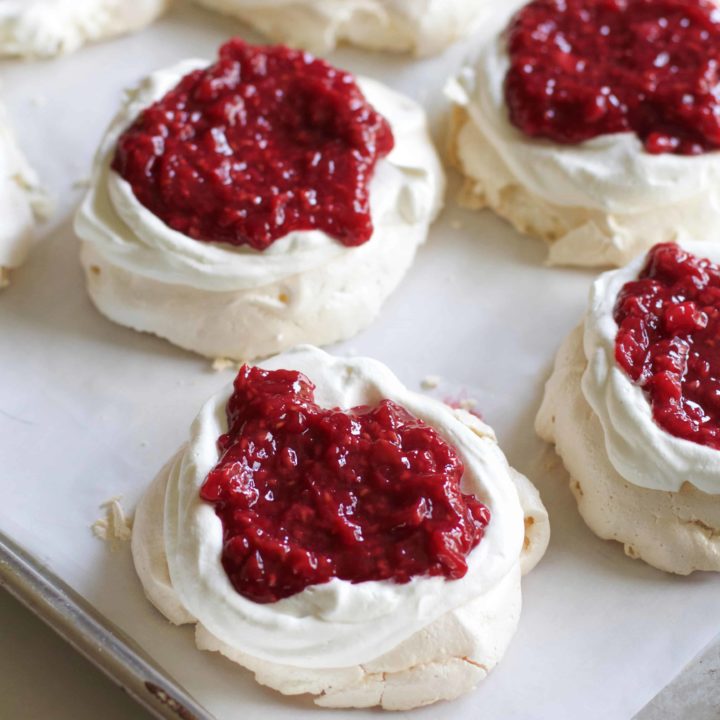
1 2 719 718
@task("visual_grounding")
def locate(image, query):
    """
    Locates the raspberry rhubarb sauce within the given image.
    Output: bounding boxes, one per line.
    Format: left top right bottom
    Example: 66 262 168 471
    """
200 366 490 603
504 0 720 154
615 243 720 448
112 40 394 250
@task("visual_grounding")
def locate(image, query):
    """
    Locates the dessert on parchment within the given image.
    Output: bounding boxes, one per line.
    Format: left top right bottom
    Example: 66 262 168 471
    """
447 0 720 267
191 0 490 56
0 0 170 58
75 40 443 360
133 346 549 709
538 242 720 573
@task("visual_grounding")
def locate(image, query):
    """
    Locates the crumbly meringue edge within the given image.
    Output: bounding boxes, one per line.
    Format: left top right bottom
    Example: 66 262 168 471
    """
0 103 48 286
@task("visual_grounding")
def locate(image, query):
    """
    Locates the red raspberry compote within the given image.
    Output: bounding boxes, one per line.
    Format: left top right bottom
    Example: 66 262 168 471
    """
505 0 720 155
615 243 720 448
112 40 394 250
200 366 490 603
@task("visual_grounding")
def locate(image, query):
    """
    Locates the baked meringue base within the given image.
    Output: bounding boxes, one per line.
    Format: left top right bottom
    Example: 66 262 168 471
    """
536 325 720 574
132 426 549 709
79 213 423 361
448 107 707 269
0 0 170 58
191 0 486 56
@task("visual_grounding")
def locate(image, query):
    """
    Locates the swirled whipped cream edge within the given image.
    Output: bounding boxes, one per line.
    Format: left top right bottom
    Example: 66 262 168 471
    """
75 59 444 293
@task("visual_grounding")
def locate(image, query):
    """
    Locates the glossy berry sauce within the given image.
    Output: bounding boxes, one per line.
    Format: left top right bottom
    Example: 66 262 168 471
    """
615 243 720 448
112 40 394 250
200 366 490 603
505 0 720 155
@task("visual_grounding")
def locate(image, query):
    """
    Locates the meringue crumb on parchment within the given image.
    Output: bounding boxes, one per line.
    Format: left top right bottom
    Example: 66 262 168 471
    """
421 375 442 390
211 357 241 372
92 497 133 548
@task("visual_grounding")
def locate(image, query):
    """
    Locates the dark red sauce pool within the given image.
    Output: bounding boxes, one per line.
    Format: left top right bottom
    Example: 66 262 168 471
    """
112 40 394 250
505 0 720 155
615 243 720 448
200 365 489 603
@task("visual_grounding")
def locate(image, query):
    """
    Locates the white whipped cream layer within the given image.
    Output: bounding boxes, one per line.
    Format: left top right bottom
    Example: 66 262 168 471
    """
163 346 527 669
447 30 720 263
0 0 168 58
192 0 488 56
0 104 46 274
75 59 443 293
583 241 720 495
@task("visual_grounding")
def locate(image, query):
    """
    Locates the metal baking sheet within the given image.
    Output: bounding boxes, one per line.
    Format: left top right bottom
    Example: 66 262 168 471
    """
2 3 720 718
0 528 212 720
